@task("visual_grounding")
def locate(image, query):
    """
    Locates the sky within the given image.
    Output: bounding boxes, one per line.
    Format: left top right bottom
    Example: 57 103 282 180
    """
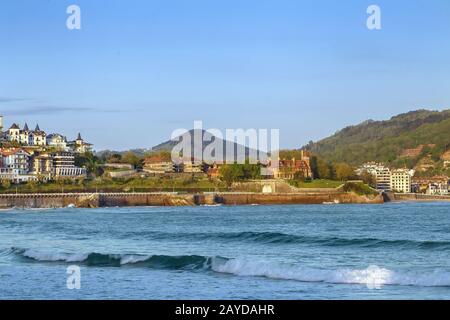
1 0 449 150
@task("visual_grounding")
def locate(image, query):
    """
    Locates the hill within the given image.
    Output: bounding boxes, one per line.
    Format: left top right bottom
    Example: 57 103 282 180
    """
306 109 450 175
152 129 267 162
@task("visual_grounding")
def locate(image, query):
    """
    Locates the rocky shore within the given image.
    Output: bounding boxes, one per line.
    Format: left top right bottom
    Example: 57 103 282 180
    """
0 191 384 209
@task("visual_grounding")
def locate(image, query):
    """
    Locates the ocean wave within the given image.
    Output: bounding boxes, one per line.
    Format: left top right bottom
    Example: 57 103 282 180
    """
210 258 450 287
12 248 210 269
8 248 450 287
120 231 450 250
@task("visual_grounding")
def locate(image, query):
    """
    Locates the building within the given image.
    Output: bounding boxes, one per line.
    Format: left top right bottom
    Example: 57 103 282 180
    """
31 153 54 179
181 160 205 173
356 163 391 191
0 148 30 175
67 133 93 154
47 134 68 151
390 169 412 193
1 117 93 153
30 124 47 146
0 148 37 183
52 152 86 178
5 123 47 146
143 155 175 173
412 176 449 195
19 123 31 145
442 150 450 168
426 183 449 195
206 163 222 179
270 151 312 180
6 123 21 143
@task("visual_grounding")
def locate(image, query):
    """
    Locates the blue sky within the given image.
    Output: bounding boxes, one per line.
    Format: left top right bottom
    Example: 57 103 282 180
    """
1 0 449 150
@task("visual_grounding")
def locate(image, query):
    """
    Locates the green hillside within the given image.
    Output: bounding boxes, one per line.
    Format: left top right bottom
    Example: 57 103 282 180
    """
306 109 450 174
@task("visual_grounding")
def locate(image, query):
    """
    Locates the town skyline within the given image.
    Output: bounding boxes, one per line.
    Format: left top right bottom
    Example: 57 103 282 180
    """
1 0 450 150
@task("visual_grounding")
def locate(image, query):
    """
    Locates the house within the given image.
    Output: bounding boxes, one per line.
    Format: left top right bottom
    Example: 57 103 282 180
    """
6 123 21 143
5 123 47 146
67 133 93 154
47 133 68 151
270 151 312 180
143 154 175 174
412 176 449 195
207 163 222 179
30 124 47 146
181 159 205 173
31 153 54 179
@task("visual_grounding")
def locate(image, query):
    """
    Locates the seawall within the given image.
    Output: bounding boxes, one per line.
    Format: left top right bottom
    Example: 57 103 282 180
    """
390 193 450 202
0 192 383 209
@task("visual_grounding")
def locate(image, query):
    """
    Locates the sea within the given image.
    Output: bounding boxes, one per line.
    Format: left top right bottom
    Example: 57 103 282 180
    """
0 202 449 300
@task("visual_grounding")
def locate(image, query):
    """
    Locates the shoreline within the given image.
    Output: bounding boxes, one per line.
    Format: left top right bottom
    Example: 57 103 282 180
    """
0 191 384 209
0 192 448 209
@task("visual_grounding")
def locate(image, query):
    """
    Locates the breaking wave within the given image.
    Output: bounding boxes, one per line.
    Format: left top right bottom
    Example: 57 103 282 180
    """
8 248 450 287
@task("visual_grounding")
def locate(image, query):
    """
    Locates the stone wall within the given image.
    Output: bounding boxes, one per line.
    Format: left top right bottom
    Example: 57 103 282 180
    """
0 191 384 209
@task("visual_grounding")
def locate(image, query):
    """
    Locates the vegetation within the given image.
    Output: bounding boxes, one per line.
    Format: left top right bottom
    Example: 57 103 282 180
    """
219 162 262 186
288 179 343 189
305 109 450 173
0 176 227 194
342 182 378 196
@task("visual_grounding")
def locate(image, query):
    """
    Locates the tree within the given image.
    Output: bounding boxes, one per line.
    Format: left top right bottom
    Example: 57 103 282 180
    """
75 152 103 177
335 163 355 181
107 153 122 163
294 170 306 181
359 170 376 187
1 179 11 190
317 157 332 179
27 180 39 192
242 162 261 180
122 152 142 169
219 164 243 187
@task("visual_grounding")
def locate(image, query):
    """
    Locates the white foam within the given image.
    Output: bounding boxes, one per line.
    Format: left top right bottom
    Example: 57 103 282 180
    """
120 254 151 265
211 257 450 288
22 249 88 262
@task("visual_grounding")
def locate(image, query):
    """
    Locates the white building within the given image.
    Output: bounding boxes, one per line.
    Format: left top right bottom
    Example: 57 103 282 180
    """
357 163 392 191
5 123 46 146
357 162 414 192
47 133 68 151
52 152 86 178
0 148 37 183
67 133 93 154
6 123 21 143
390 169 412 193
426 183 449 195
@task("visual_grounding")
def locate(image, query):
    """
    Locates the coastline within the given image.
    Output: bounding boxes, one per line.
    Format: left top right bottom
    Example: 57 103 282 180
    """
1 192 448 209
0 191 384 209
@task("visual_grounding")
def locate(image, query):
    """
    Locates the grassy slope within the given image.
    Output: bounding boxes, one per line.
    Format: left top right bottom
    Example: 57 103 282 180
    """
310 110 450 165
